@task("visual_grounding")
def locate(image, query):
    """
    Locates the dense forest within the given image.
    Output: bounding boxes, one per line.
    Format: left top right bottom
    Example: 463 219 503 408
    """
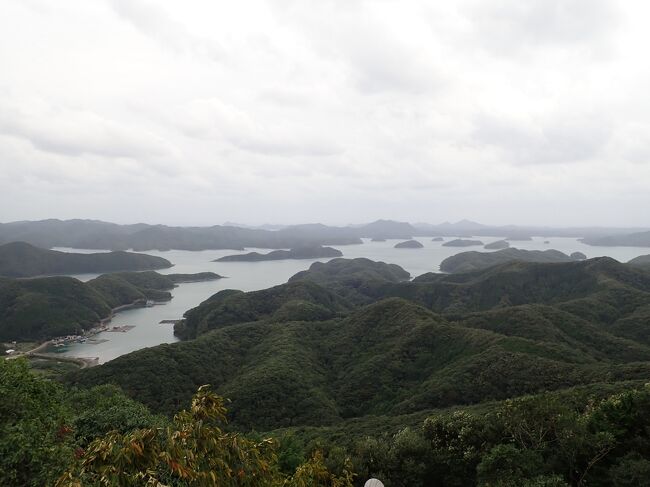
438 248 578 273
0 271 219 341
73 258 650 427
0 241 172 277
5 347 650 485
30 257 645 485
4 257 650 485
1 359 355 486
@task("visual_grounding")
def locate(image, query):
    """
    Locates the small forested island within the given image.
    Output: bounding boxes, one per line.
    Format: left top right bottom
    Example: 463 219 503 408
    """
439 248 578 273
484 239 510 250
215 245 342 262
0 241 171 277
582 229 650 247
442 238 484 247
394 239 424 248
164 272 222 283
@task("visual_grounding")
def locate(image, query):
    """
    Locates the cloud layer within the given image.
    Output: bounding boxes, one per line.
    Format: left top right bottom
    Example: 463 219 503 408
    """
0 0 649 226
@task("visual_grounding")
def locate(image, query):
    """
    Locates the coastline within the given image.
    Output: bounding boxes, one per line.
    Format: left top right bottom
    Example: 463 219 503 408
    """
12 297 172 368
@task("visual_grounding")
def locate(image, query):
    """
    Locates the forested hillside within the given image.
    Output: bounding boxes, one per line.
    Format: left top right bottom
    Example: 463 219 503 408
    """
438 248 577 273
0 271 218 341
74 258 650 431
0 241 172 277
3 257 650 485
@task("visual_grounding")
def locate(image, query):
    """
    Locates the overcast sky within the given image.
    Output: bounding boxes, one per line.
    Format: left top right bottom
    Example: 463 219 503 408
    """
1 0 649 227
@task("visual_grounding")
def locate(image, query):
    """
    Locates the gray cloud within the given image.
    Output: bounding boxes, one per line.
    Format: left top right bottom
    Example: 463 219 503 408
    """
0 100 173 160
472 113 613 165
464 0 619 55
107 0 224 61
343 29 444 95
0 0 649 226
174 98 343 157
269 2 445 95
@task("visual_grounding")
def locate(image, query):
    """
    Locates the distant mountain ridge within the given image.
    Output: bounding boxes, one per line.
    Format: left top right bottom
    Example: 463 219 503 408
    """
0 220 362 251
1 218 648 251
0 242 172 278
582 230 650 247
413 221 649 239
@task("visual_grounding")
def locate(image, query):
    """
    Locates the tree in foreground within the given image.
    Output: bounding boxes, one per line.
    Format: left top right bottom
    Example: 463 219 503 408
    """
57 385 355 487
0 359 74 486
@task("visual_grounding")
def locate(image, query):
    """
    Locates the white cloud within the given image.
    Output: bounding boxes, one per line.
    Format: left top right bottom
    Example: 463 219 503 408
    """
107 0 225 62
0 0 649 226
0 99 174 160
472 112 613 165
174 97 343 157
463 0 619 56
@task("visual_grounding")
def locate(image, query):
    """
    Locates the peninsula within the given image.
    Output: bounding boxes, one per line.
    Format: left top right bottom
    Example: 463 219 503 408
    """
0 241 171 278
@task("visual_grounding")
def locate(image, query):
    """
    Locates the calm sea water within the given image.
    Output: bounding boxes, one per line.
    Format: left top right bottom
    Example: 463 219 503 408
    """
53 237 649 363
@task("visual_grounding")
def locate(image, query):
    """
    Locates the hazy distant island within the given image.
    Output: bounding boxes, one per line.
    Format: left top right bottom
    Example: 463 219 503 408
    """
484 240 510 250
0 241 171 278
442 238 484 247
370 237 386 242
0 219 363 251
506 235 533 241
431 237 444 242
2 218 649 252
438 248 579 273
571 252 587 260
215 246 342 262
353 219 415 240
394 240 424 249
582 230 650 248
165 272 223 283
